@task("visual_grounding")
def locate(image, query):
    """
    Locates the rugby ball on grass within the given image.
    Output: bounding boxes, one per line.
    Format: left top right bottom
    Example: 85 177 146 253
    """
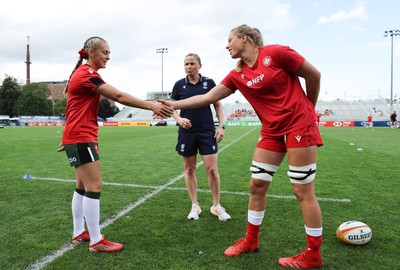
336 221 372 245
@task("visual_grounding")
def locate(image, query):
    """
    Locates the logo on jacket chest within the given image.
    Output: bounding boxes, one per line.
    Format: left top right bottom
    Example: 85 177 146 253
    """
246 74 265 87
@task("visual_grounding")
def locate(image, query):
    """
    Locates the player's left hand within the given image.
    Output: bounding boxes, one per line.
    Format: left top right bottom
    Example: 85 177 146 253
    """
179 118 192 129
215 127 224 143
56 142 64 152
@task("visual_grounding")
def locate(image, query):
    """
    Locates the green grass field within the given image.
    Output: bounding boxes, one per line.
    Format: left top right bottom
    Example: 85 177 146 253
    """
0 125 399 270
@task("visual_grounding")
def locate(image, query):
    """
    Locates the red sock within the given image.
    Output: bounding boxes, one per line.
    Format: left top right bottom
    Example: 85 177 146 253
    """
305 234 322 257
244 222 260 244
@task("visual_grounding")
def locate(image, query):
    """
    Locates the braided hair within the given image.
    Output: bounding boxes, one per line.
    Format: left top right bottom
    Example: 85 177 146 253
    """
64 36 107 93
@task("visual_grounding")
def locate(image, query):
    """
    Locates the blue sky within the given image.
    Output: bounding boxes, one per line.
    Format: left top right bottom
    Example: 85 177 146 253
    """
0 0 399 105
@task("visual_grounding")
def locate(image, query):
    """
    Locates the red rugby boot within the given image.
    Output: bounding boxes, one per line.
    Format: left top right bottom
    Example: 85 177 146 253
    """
278 250 322 269
224 238 259 257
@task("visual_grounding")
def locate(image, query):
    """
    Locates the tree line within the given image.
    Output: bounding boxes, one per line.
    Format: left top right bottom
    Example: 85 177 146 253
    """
0 75 119 119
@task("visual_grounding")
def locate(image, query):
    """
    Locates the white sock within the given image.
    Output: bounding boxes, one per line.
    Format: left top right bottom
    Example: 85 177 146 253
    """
83 196 102 245
248 210 265 226
304 225 323 237
71 191 85 237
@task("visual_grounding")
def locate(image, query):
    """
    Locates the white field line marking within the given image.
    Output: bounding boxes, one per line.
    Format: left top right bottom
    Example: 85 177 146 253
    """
27 176 351 203
25 128 256 270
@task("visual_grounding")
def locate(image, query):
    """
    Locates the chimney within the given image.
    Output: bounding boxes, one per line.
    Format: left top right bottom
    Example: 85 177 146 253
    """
25 36 31 85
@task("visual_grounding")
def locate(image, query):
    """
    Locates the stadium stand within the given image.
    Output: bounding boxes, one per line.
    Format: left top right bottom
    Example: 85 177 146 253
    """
110 99 400 122
109 101 258 123
315 99 398 121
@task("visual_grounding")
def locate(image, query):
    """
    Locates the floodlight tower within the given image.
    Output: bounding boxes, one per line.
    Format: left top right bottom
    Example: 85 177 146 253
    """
156 48 168 99
383 29 400 113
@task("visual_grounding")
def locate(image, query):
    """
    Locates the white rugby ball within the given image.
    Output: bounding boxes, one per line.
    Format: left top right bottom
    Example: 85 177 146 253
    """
336 221 372 245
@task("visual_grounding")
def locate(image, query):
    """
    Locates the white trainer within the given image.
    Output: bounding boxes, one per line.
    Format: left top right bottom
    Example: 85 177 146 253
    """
187 204 202 220
210 204 231 221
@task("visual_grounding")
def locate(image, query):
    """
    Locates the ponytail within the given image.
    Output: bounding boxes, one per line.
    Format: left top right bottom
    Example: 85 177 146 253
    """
64 36 107 94
230 24 264 72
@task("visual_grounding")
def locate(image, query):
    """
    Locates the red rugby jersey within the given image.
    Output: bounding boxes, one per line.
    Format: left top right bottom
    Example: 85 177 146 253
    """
221 45 316 136
62 64 105 144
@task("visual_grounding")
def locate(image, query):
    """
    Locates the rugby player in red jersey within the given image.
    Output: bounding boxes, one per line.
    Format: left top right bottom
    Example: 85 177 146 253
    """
160 24 323 269
60 36 173 253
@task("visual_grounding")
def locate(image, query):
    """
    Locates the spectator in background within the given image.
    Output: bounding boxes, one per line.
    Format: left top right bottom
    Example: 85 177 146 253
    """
170 53 231 221
367 114 373 128
323 109 333 116
316 112 322 125
373 108 382 116
59 36 173 253
390 111 398 128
